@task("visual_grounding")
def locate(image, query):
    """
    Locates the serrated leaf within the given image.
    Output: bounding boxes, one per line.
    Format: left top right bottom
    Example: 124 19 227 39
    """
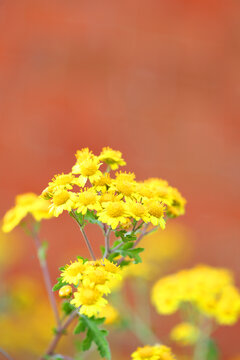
61 301 75 316
52 277 68 292
75 315 111 359
114 246 144 264
84 210 102 226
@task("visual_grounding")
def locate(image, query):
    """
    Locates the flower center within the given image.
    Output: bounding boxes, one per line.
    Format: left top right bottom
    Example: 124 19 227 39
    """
138 346 154 358
148 202 164 218
79 288 100 305
80 160 98 176
79 192 96 206
88 269 107 285
116 181 134 196
53 191 70 206
106 202 125 217
131 203 145 217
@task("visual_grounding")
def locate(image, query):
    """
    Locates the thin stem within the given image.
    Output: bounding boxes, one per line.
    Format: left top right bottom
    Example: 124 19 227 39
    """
0 348 14 360
103 227 111 259
42 310 78 359
32 229 61 328
71 210 96 261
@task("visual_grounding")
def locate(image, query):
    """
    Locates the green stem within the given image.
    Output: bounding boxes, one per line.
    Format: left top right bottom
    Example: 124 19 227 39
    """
71 210 96 261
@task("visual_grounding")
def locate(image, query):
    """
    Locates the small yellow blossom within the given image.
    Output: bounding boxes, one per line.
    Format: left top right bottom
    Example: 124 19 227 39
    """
72 155 102 186
99 147 126 170
144 199 166 228
61 258 87 285
2 206 27 233
75 188 101 215
152 265 240 326
126 199 150 222
131 344 175 360
2 193 53 233
110 171 137 199
97 200 129 229
49 189 75 217
170 322 200 346
71 285 107 317
92 172 112 192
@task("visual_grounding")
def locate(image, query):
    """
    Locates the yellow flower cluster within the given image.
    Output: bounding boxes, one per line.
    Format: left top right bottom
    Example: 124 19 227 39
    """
2 193 53 233
170 322 200 346
152 265 240 325
60 258 121 317
131 344 175 360
42 147 186 229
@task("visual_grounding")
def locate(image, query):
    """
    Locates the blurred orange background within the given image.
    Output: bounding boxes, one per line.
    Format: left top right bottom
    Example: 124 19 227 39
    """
0 1 240 359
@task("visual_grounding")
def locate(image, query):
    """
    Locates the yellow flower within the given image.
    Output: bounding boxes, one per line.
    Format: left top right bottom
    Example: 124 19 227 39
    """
214 285 240 325
82 268 112 295
50 189 75 217
47 173 75 191
2 193 53 232
2 206 27 233
92 172 112 192
97 303 120 325
31 198 53 221
61 258 87 285
99 147 126 170
97 200 129 229
71 285 107 317
110 171 137 199
167 188 186 218
131 344 175 360
94 258 122 280
144 199 166 228
75 188 101 215
72 153 102 186
152 275 180 314
170 322 200 346
126 199 150 223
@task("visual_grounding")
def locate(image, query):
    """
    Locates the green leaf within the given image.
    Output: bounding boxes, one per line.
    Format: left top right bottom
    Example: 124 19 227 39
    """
52 276 68 292
74 315 111 359
114 229 137 243
84 210 102 226
114 245 144 264
61 301 75 316
38 240 48 264
206 339 220 360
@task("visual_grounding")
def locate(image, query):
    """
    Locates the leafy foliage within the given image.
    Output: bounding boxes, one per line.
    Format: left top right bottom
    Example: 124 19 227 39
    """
61 301 75 316
74 315 111 359
205 339 220 360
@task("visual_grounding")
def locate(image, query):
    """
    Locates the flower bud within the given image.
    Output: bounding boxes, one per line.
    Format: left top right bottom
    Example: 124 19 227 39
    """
59 285 72 298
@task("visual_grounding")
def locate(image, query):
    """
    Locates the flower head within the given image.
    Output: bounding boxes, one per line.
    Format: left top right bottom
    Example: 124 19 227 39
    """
71 285 107 317
170 322 200 346
76 188 101 215
61 258 87 286
97 200 129 229
99 147 126 170
131 345 175 360
50 189 75 217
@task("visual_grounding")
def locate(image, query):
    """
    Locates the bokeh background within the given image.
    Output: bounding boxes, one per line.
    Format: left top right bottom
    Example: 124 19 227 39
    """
0 1 240 359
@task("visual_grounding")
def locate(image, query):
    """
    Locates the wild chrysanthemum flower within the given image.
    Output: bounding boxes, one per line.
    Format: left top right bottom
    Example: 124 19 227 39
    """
2 206 28 233
75 188 101 215
170 322 200 346
97 200 129 229
92 172 112 192
126 198 150 223
2 193 53 232
72 153 102 186
152 265 240 326
49 189 75 217
110 171 137 199
131 344 175 360
94 258 122 280
71 285 107 317
82 268 112 295
48 173 75 191
99 147 126 170
60 258 87 286
144 199 166 228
